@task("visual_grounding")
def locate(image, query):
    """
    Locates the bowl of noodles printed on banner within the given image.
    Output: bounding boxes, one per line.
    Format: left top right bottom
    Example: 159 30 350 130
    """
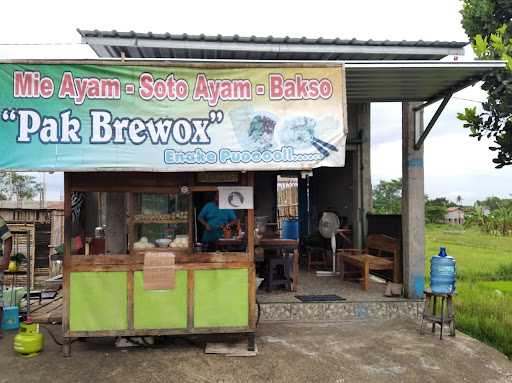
229 107 278 151
275 115 340 157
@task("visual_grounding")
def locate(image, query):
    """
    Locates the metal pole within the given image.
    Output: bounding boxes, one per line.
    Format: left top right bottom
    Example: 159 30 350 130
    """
26 231 31 318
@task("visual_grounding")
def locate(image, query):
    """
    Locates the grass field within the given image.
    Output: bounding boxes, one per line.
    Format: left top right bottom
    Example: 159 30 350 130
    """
426 224 512 358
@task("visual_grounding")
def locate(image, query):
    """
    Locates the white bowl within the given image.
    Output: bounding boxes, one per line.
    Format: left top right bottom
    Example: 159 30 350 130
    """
155 238 172 248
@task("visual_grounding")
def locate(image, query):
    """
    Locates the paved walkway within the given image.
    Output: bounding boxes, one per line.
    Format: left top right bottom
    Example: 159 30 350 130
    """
0 319 511 383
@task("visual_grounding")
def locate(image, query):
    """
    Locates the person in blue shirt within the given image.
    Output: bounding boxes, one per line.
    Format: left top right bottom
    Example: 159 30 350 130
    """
198 193 238 252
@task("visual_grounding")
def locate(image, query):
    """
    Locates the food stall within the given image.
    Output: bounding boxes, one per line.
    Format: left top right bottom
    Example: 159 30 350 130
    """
0 60 347 355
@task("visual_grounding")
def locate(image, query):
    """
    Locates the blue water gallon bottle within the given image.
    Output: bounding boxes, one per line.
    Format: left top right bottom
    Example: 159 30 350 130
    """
430 247 456 294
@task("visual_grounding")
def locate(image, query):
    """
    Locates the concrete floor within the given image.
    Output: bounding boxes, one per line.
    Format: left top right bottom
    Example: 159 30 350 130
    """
257 270 401 303
1 320 511 383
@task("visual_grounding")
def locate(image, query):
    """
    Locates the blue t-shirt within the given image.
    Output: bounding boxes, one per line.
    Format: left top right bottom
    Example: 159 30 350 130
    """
198 202 236 243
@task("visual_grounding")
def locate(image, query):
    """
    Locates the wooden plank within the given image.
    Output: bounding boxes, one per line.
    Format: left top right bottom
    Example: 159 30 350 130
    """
188 192 193 253
127 270 134 330
69 262 251 272
292 248 299 292
31 292 63 324
70 252 248 266
187 270 194 329
189 185 219 192
62 172 71 336
69 172 188 191
127 192 134 255
247 172 256 328
66 327 254 338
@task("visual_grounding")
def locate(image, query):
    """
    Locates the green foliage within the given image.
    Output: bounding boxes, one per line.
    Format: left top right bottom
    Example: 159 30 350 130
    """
461 0 512 40
459 1 512 168
0 172 43 200
426 224 512 357
372 178 402 214
465 199 512 236
10 252 26 265
425 197 450 224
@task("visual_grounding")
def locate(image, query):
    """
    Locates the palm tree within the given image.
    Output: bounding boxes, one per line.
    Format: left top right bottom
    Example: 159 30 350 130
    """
456 195 463 206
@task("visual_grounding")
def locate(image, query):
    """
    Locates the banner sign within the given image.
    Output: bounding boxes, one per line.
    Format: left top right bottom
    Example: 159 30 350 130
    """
0 62 347 172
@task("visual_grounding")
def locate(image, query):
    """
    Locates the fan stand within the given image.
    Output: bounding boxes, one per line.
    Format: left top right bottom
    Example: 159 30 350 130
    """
316 234 340 277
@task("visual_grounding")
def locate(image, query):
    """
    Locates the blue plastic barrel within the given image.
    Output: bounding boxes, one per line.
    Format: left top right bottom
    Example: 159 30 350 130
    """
281 218 299 240
430 247 456 294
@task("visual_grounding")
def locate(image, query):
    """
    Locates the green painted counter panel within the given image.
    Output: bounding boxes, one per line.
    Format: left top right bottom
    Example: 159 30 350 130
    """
194 268 249 328
133 270 187 329
69 272 128 332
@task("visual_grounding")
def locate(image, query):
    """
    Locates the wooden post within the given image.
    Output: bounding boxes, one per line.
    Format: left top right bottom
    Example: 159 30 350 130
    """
187 270 195 329
127 192 134 255
127 271 134 329
62 172 71 340
247 172 256 329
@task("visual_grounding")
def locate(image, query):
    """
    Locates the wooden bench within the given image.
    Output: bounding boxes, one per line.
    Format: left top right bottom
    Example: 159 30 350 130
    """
337 234 400 290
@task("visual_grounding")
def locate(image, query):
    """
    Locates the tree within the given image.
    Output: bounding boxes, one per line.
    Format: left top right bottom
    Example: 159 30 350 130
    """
0 172 43 200
372 178 402 214
476 196 512 211
425 196 450 224
458 1 512 168
456 195 463 206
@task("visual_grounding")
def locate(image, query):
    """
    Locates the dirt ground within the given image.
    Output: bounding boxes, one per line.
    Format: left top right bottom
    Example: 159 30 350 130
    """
0 319 511 383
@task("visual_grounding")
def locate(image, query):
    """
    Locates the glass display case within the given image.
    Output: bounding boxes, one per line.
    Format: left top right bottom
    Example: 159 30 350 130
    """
132 192 190 251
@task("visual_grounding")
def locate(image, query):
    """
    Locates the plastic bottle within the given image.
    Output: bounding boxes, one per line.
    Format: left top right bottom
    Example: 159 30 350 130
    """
430 246 456 294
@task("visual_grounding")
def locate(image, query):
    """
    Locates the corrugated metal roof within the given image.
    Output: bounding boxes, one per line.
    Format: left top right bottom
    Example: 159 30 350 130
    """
78 29 467 61
344 61 505 102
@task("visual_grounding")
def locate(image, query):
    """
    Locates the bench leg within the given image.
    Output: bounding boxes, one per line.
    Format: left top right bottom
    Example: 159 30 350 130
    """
362 261 369 291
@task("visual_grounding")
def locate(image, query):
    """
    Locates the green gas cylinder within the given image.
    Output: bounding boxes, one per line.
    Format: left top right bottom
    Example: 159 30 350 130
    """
14 321 44 357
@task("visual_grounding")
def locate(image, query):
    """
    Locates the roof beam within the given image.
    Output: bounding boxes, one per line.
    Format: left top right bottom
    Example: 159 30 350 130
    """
80 36 465 57
414 94 452 150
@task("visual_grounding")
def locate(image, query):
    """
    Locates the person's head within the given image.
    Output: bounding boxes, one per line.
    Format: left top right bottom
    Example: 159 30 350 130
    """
213 192 219 204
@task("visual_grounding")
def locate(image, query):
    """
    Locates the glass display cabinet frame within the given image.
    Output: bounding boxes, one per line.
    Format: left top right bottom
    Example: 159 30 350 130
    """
62 171 256 356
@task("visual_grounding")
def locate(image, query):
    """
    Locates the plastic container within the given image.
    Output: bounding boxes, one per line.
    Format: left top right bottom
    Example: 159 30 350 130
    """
1 306 19 330
430 247 456 294
281 218 299 240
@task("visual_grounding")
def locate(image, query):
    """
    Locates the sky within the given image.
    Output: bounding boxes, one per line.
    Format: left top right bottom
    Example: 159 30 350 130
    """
1 0 511 204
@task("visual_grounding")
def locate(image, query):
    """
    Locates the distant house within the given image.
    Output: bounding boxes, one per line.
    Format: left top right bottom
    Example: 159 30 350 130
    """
0 200 64 284
444 207 464 225
0 200 63 222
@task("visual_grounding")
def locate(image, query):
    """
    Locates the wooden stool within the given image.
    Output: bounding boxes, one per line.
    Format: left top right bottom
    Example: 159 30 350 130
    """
420 288 455 339
266 255 292 292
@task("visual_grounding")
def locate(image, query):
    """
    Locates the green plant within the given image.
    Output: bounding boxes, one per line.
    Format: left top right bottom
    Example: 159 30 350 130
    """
459 1 512 168
425 224 512 358
372 178 402 214
10 252 26 265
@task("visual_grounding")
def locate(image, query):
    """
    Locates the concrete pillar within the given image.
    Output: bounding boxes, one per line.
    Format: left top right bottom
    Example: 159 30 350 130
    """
358 103 373 217
402 103 425 299
349 103 372 249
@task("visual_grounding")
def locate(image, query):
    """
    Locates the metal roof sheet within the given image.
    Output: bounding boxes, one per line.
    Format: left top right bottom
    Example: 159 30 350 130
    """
78 29 467 61
344 61 505 102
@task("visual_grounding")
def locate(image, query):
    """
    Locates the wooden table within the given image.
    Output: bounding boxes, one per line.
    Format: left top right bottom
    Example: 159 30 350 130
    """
216 238 299 291
258 239 299 292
